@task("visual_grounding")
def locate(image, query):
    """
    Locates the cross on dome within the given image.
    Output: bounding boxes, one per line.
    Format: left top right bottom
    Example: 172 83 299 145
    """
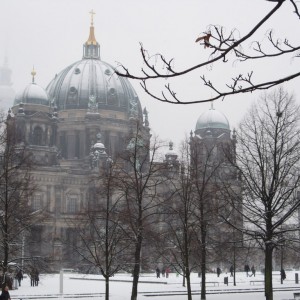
89 9 95 26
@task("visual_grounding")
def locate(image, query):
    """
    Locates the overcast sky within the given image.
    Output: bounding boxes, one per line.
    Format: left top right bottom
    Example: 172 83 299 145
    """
0 0 299 151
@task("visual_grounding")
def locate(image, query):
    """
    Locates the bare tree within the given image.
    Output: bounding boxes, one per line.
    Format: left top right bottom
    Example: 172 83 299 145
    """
161 136 238 300
224 88 300 300
117 122 168 300
0 114 36 288
116 1 300 104
69 158 132 300
189 137 238 298
160 143 198 300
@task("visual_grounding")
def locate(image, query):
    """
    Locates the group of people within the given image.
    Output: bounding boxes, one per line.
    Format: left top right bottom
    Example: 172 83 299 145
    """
156 267 171 278
244 264 256 277
0 267 41 300
216 264 256 277
29 268 39 287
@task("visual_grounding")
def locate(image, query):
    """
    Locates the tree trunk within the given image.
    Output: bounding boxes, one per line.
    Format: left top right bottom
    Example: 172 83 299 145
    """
200 225 206 300
233 241 236 286
185 268 192 300
200 207 207 300
265 244 273 300
105 276 109 300
201 265 206 300
2 211 9 290
131 237 142 300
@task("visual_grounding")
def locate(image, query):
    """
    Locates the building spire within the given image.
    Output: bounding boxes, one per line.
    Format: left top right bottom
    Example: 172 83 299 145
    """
86 10 97 45
31 66 36 84
90 9 95 26
0 56 12 86
83 10 100 59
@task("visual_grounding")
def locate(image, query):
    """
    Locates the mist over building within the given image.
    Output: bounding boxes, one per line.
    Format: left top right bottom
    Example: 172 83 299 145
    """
0 14 240 272
0 57 15 113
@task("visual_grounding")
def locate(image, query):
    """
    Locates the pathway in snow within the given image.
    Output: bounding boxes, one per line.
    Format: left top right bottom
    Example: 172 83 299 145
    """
8 271 300 300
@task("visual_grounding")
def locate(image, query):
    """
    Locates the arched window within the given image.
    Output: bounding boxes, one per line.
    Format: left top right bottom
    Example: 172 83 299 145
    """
67 194 78 213
32 194 42 210
33 126 43 145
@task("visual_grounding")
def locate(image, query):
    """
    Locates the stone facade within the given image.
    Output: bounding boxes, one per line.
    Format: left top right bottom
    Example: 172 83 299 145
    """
1 20 241 272
7 20 150 271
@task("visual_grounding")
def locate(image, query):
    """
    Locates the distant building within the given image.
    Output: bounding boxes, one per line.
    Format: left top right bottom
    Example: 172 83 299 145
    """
190 106 242 264
5 15 241 271
8 16 149 270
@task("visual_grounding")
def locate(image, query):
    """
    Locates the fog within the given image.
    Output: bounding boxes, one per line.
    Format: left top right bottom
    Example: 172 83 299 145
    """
0 0 299 151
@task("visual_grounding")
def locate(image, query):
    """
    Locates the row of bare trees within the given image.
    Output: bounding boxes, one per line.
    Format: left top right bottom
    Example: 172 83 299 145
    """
0 111 42 289
113 2 300 299
0 87 299 300
69 88 300 300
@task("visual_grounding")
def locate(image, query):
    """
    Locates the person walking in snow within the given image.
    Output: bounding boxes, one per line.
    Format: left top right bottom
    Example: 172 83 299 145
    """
34 269 39 286
217 267 221 277
250 265 256 277
16 270 23 286
165 267 170 278
156 267 161 278
281 269 286 281
230 265 234 277
30 269 35 287
244 264 250 277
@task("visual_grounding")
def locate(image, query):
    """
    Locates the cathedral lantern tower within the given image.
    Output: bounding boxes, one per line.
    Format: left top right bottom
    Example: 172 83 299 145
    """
83 10 100 59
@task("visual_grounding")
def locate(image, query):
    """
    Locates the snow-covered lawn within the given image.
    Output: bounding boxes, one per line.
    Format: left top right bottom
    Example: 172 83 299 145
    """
9 271 300 300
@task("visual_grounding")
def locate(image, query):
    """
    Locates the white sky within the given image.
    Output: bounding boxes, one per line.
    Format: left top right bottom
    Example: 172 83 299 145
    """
0 0 299 152
9 271 300 300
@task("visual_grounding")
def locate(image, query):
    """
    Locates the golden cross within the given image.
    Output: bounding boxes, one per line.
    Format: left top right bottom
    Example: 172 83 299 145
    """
89 9 95 26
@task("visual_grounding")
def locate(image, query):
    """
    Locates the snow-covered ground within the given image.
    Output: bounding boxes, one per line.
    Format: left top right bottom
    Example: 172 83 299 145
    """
9 270 300 300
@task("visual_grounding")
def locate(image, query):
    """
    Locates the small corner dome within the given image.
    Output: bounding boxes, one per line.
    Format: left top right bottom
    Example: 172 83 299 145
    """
14 83 49 106
196 108 230 131
165 141 177 158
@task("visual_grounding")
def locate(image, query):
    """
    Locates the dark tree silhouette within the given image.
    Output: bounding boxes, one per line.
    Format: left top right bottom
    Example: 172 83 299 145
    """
70 158 132 300
117 122 168 300
0 113 37 288
116 1 300 105
222 88 300 300
160 141 199 300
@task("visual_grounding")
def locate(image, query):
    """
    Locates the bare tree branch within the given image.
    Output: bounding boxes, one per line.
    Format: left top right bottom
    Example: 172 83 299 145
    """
138 71 300 105
115 1 300 104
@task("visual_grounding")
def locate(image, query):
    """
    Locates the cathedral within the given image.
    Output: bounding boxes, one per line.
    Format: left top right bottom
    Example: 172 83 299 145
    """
0 16 239 271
